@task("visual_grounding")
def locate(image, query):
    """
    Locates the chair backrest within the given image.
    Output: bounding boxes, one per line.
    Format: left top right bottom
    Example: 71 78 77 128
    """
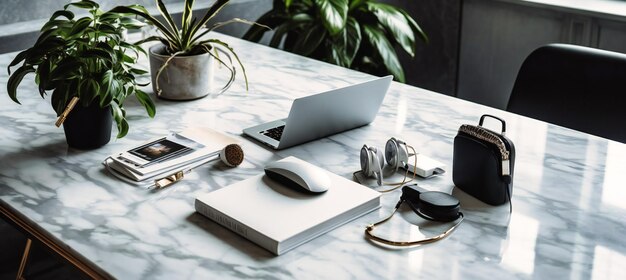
507 43 626 143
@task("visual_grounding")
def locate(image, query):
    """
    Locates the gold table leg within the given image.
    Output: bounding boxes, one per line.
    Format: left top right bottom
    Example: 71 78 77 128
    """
1 203 112 279
16 238 32 280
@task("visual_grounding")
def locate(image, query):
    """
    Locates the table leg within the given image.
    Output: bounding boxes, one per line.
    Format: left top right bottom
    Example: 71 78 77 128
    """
1 203 112 279
16 238 32 280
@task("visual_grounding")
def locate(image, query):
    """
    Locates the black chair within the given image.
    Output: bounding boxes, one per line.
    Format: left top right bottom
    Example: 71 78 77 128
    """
507 43 626 143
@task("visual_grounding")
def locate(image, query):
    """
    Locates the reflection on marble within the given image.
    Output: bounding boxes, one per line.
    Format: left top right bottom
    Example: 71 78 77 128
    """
1 32 626 279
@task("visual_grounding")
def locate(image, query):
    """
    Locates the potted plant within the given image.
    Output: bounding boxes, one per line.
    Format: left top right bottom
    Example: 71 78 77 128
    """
112 0 253 100
6 0 156 149
243 0 427 83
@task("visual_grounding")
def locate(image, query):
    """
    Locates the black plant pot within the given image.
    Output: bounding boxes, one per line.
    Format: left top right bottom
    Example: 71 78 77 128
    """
63 102 112 150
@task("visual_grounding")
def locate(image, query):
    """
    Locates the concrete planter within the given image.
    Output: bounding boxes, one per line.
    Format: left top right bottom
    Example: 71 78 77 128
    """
149 44 224 100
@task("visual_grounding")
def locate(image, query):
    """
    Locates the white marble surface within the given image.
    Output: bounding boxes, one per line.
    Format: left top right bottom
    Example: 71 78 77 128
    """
1 32 626 279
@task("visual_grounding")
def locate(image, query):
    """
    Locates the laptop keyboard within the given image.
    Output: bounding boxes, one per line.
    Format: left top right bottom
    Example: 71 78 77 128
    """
262 125 285 141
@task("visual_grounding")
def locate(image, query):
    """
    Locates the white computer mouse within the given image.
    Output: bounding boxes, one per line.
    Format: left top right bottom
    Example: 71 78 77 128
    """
264 156 331 193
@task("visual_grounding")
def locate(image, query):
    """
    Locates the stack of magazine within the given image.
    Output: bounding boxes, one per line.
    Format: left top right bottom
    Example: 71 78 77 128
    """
104 128 238 186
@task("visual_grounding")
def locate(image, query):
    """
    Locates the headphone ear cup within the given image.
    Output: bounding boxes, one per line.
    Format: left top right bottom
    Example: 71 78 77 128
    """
385 138 398 168
386 138 410 170
360 145 372 176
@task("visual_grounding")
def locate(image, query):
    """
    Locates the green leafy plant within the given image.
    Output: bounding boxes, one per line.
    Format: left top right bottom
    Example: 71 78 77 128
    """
243 0 427 83
6 0 156 138
111 0 258 92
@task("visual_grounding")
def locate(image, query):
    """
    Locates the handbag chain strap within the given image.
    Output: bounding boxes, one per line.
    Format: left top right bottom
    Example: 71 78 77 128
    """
459 124 510 160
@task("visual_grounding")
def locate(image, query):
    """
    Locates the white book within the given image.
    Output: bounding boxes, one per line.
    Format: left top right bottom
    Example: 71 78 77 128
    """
195 157 381 255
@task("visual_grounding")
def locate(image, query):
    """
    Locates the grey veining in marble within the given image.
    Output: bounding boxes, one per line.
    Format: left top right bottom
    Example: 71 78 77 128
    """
1 32 626 279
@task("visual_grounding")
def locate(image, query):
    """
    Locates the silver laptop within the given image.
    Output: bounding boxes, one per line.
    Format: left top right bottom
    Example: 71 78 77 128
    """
243 76 392 150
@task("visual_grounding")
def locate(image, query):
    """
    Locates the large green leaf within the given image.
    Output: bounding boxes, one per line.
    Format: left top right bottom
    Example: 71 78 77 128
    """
7 65 35 104
68 17 93 38
78 78 100 106
269 24 291 48
80 49 113 64
267 13 315 49
37 59 52 96
99 11 122 23
50 10 74 21
342 17 361 66
292 24 326 56
362 24 404 82
134 89 156 118
64 0 99 10
100 70 114 100
366 2 415 56
315 0 348 36
49 59 83 81
118 17 146 29
349 0 365 11
40 20 71 33
35 29 60 46
7 48 30 75
398 9 428 44
51 83 70 115
34 37 66 52
110 102 129 138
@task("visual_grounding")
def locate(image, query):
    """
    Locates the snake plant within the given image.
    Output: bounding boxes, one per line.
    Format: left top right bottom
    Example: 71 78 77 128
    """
112 0 258 92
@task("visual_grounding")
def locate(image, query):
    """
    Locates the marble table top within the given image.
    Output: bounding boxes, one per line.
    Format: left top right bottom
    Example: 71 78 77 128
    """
1 32 625 279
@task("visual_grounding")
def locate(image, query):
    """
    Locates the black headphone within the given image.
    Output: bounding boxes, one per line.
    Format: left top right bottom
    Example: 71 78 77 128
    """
365 184 464 246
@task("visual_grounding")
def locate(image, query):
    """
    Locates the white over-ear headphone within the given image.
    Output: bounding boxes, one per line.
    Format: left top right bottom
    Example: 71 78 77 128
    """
385 137 410 171
358 138 417 192
360 145 385 186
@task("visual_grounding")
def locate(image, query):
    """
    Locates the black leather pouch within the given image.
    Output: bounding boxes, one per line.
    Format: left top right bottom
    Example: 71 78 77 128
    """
453 115 515 206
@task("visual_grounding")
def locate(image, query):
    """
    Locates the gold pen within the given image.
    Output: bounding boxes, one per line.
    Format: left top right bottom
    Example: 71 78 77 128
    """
55 97 79 127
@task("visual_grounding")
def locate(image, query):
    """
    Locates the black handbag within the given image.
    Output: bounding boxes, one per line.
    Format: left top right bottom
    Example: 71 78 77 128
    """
453 115 515 208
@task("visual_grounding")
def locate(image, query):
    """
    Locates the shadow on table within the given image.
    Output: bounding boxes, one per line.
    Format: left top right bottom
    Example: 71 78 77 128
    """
185 212 276 260
0 137 97 164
